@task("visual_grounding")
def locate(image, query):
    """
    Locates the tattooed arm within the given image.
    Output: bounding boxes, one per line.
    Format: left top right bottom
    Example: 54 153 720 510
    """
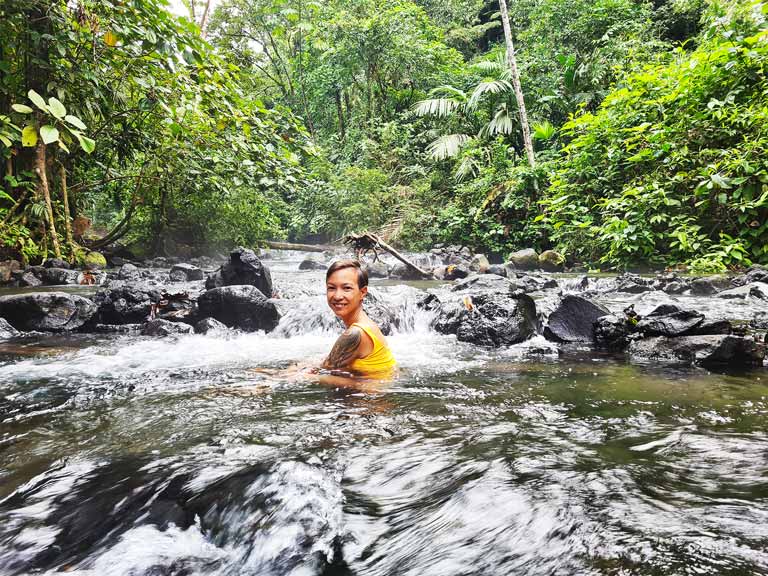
322 326 363 370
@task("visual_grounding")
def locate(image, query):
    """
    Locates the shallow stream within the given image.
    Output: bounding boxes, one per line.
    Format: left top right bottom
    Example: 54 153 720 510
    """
1 252 767 575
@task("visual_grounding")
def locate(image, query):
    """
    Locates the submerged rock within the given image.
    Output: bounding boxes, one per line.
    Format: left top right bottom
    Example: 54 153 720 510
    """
629 335 765 367
435 292 538 347
141 318 194 337
169 263 204 282
197 285 280 332
205 247 273 296
0 292 96 331
544 294 610 343
636 304 704 337
507 248 539 271
93 285 163 324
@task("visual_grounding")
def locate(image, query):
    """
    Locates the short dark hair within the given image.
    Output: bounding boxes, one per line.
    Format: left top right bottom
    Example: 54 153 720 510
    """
326 259 368 288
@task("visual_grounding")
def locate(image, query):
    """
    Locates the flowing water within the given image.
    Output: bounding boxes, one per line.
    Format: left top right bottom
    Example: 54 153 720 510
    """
1 252 768 576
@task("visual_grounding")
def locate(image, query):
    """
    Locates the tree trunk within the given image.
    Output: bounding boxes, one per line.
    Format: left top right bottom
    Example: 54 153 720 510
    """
497 0 536 175
36 139 61 259
335 88 346 140
199 0 213 38
60 162 75 260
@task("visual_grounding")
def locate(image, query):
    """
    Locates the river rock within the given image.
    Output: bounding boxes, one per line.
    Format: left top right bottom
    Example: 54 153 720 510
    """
485 264 508 277
0 292 96 331
118 263 141 281
43 258 70 269
205 247 273 297
0 260 21 283
689 319 732 335
299 257 327 271
507 248 539 271
169 263 204 282
613 273 654 293
15 269 43 287
93 285 163 324
594 315 632 350
717 282 768 300
514 273 558 292
451 273 515 293
732 265 768 287
83 251 107 270
364 261 389 278
469 254 490 273
38 267 80 285
538 250 565 272
141 318 194 337
362 288 399 335
195 317 228 334
544 294 610 343
435 292 538 347
444 264 470 281
636 304 704 337
689 275 730 296
0 318 20 339
390 263 432 280
629 335 765 367
197 285 280 332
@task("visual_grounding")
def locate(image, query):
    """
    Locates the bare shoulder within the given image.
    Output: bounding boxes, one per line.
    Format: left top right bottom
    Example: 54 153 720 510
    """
322 326 364 369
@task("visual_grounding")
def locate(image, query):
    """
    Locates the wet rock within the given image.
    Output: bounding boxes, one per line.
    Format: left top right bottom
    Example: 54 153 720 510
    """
689 319 732 335
298 257 327 271
636 304 704 337
538 250 565 272
43 258 70 269
507 248 539 271
83 251 107 270
118 263 141 281
416 292 441 313
169 263 204 282
363 288 399 335
93 286 162 324
141 318 194 337
689 275 730 296
613 272 654 293
15 269 43 287
544 294 610 343
197 285 280 332
451 273 515 293
435 292 538 347
91 323 142 334
486 264 508 277
444 264 470 281
364 261 389 278
594 315 632 350
0 318 20 339
195 317 227 334
0 259 21 283
0 292 96 331
513 273 558 293
469 254 490 273
732 265 768 287
629 335 765 367
717 282 768 300
39 267 81 285
432 266 447 280
205 247 273 297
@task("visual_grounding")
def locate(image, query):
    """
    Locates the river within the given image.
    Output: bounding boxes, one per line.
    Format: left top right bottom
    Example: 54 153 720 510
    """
1 251 767 575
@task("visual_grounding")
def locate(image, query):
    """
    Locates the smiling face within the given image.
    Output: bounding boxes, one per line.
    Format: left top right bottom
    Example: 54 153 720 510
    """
326 267 367 321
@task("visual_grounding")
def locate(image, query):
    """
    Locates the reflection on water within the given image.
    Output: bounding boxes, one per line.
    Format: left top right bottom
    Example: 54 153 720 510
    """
1 265 768 575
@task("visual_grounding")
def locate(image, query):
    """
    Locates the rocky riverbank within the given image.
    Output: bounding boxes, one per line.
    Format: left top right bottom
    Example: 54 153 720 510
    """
0 246 766 370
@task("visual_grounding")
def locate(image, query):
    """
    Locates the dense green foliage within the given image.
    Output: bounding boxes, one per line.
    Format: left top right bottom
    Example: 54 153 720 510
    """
1 0 766 270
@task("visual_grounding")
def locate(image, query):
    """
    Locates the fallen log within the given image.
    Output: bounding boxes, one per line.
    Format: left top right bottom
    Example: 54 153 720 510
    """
264 241 335 253
343 232 432 278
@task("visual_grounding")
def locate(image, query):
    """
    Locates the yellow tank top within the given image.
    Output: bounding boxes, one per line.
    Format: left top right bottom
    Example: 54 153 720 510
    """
348 323 397 378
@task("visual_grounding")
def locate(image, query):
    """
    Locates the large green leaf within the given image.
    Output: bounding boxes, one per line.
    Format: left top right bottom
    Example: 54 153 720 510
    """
64 115 87 130
11 104 34 114
48 98 67 119
28 90 49 112
76 133 96 154
21 125 38 147
40 125 59 144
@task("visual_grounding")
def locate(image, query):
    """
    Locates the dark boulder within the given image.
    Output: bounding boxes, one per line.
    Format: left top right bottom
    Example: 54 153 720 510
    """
141 319 194 337
298 257 327 271
689 275 730 296
689 319 732 335
507 248 539 271
435 292 538 347
544 294 610 343
0 318 20 339
613 273 654 293
205 247 273 296
451 273 515 293
514 273 558 293
43 258 70 269
594 315 632 351
0 292 96 331
118 263 141 281
39 267 80 285
390 263 433 280
364 261 389 278
169 263 204 282
93 286 162 324
469 254 490 273
732 265 768 287
636 304 704 337
195 317 228 334
717 282 768 300
197 285 280 332
629 335 765 367
362 289 399 335
485 264 508 277
444 264 470 281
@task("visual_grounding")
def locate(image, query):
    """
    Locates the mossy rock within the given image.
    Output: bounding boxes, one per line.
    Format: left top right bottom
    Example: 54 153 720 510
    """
83 251 107 270
539 250 565 272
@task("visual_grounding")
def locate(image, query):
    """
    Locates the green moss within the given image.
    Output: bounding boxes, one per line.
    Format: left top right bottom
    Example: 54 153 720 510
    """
83 251 107 269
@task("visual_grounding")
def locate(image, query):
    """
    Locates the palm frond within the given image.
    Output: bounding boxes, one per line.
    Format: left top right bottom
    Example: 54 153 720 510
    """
411 97 462 118
454 156 480 182
426 133 473 160
470 57 505 75
486 105 516 136
467 79 513 110
428 85 468 101
533 120 557 140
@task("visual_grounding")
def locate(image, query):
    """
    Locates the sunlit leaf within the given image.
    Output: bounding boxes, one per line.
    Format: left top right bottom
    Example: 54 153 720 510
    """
40 125 59 144
28 90 48 112
11 104 34 114
64 115 87 130
48 98 66 119
22 125 38 147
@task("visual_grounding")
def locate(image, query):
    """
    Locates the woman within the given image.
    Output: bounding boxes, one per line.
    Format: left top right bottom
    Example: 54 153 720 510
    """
320 259 396 379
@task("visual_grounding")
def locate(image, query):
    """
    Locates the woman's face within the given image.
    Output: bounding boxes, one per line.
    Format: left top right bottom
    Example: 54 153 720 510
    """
326 267 367 319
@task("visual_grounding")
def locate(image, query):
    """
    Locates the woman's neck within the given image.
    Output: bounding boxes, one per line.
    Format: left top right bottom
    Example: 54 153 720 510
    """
342 308 366 328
